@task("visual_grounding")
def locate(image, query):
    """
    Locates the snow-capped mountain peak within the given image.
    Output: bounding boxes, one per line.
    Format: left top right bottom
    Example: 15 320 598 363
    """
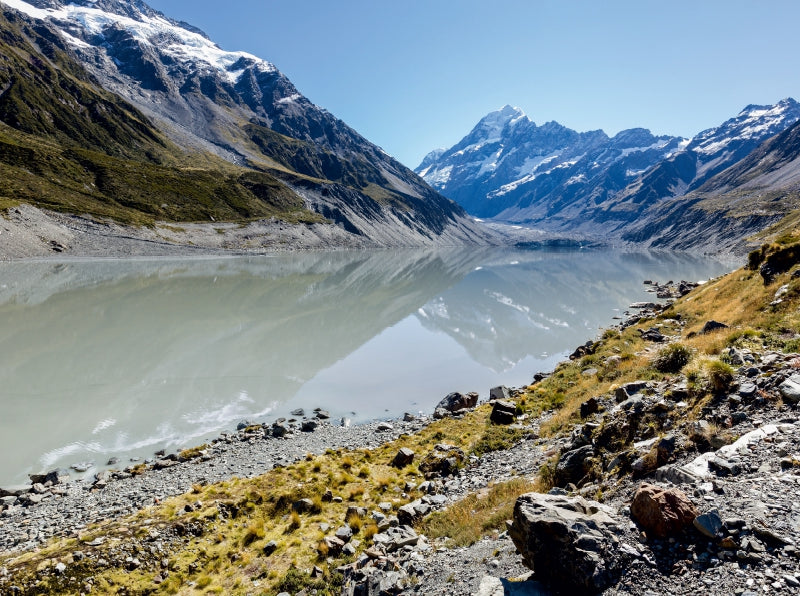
691 97 800 156
474 104 528 141
2 0 276 83
415 107 683 218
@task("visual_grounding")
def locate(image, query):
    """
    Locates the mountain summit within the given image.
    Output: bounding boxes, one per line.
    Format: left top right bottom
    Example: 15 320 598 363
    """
416 106 683 219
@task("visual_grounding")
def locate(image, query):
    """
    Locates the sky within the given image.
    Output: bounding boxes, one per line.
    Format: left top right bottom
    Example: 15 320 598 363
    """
144 0 800 169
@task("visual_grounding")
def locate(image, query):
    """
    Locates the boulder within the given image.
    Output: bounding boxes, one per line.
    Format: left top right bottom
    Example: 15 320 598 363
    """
301 419 319 432
778 374 800 404
490 400 516 425
335 524 353 542
371 525 419 552
701 320 729 334
639 327 666 342
324 535 345 555
569 340 596 360
553 445 594 487
630 483 697 538
392 447 415 468
489 386 511 401
579 397 599 418
397 500 430 526
433 391 479 418
271 422 288 438
28 470 68 486
263 540 278 556
292 498 315 513
418 444 465 479
509 492 627 594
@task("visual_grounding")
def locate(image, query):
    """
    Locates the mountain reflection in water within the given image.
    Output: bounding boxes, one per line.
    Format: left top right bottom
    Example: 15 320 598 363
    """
0 248 733 484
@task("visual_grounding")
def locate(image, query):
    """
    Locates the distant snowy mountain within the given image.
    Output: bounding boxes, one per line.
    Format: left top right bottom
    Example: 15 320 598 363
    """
416 99 800 251
415 105 684 220
0 0 491 247
616 98 800 209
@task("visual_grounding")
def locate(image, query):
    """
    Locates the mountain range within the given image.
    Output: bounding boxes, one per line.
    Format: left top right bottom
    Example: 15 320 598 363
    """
417 100 800 252
0 0 490 250
1 0 798 256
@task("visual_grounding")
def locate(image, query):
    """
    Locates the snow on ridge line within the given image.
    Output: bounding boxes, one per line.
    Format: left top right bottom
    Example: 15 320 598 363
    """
1 0 277 80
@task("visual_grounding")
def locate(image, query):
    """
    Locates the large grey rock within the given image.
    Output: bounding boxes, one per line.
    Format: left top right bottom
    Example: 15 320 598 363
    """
371 525 418 551
432 391 479 418
490 400 516 425
554 445 594 487
509 492 627 594
489 386 511 401
701 320 729 334
778 374 800 403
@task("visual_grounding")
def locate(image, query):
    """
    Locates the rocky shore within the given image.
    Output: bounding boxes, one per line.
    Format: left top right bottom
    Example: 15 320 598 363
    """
3 255 800 595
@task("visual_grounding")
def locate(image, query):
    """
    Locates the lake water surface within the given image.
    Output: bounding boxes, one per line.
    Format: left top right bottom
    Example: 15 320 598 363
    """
0 248 734 485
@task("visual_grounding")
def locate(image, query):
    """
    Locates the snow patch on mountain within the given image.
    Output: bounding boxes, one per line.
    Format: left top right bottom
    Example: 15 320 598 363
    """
3 0 276 82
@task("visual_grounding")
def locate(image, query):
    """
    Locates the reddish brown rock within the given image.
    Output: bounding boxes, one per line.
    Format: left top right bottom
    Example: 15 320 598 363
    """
630 483 697 538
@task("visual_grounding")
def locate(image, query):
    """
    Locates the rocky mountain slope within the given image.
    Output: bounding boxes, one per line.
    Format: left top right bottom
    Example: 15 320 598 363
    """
622 118 800 252
0 0 491 252
417 100 800 253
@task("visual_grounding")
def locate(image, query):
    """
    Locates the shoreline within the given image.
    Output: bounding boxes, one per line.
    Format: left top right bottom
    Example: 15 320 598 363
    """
0 411 440 554
3 253 800 594
0 282 685 553
1 203 746 263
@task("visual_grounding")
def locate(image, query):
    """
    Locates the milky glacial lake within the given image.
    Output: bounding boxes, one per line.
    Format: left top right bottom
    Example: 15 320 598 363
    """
0 249 734 485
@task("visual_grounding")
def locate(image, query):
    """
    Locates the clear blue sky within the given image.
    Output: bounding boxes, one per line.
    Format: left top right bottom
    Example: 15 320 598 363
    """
145 0 800 168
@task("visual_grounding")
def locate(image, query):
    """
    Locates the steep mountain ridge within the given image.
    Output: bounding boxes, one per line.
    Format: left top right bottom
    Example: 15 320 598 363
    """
615 98 800 208
0 0 491 250
621 118 800 251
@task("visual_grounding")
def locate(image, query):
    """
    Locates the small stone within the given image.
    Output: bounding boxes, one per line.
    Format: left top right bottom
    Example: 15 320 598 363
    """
263 540 277 555
376 422 394 431
393 447 415 468
693 510 723 538
290 408 305 417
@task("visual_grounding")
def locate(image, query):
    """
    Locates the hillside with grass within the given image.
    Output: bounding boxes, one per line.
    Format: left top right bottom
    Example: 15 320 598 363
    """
0 4 492 252
2 233 799 594
0 9 320 227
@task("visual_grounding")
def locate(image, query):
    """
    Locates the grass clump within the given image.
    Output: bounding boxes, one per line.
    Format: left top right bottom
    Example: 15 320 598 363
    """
652 343 692 373
471 425 526 457
420 478 536 547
